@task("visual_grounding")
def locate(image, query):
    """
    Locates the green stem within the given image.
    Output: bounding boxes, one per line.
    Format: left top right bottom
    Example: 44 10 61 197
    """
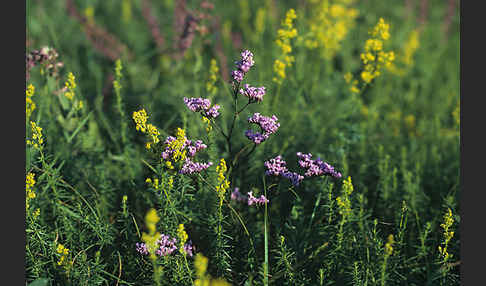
263 176 269 286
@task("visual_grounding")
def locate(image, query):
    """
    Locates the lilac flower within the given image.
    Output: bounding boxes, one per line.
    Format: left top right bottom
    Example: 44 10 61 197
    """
248 191 269 206
187 140 207 157
264 156 288 176
245 113 280 144
240 84 266 102
232 70 244 83
184 97 211 112
282 171 305 186
183 97 221 119
296 152 342 178
136 242 149 255
155 234 178 256
205 104 221 118
180 158 213 175
244 130 267 144
231 187 247 202
183 241 195 257
232 50 255 82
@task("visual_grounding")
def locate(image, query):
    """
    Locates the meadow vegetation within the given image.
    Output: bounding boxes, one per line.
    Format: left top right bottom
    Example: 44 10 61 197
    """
26 0 460 285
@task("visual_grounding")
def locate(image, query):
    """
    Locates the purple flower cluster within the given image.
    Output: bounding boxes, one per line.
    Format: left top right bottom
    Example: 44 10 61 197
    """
245 113 280 144
136 234 195 257
240 84 266 102
282 171 305 186
154 234 178 256
264 156 288 176
232 50 255 82
183 241 195 257
247 191 269 206
136 242 149 255
180 159 213 175
264 155 304 186
296 152 342 178
183 97 220 118
264 153 340 186
187 140 207 157
230 187 247 202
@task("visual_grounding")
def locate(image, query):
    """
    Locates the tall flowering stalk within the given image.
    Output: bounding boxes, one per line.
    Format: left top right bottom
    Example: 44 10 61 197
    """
273 8 298 85
360 18 395 84
302 0 359 60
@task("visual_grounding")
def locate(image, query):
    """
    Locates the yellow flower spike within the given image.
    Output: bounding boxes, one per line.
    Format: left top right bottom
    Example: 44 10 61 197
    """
177 224 188 253
385 234 394 256
206 59 219 95
28 121 44 150
64 72 77 100
273 8 298 85
26 84 36 118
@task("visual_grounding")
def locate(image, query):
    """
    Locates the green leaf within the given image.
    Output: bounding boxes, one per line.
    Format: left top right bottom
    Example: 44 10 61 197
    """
28 278 50 286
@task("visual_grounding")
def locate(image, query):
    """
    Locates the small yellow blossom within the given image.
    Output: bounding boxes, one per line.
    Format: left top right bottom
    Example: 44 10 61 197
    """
64 72 77 100
177 223 188 254
215 159 230 206
438 208 455 261
56 244 70 266
385 234 394 256
27 121 44 150
26 172 36 210
26 84 36 118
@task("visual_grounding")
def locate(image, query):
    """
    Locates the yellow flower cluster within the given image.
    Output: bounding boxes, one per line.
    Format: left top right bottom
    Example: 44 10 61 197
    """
438 208 455 261
26 172 36 211
142 208 161 261
344 72 360 94
202 116 212 133
166 128 187 164
146 176 174 193
194 253 231 286
26 84 36 119
360 18 395 84
384 234 395 256
273 9 298 84
132 109 160 149
177 224 188 254
64 72 77 100
215 158 230 206
402 29 420 67
145 177 160 190
206 59 219 96
336 176 354 219
56 244 70 266
113 59 123 94
388 29 420 76
27 121 44 150
304 0 359 60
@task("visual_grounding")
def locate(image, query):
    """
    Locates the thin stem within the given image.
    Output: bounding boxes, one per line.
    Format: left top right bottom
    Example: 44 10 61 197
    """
263 176 269 286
